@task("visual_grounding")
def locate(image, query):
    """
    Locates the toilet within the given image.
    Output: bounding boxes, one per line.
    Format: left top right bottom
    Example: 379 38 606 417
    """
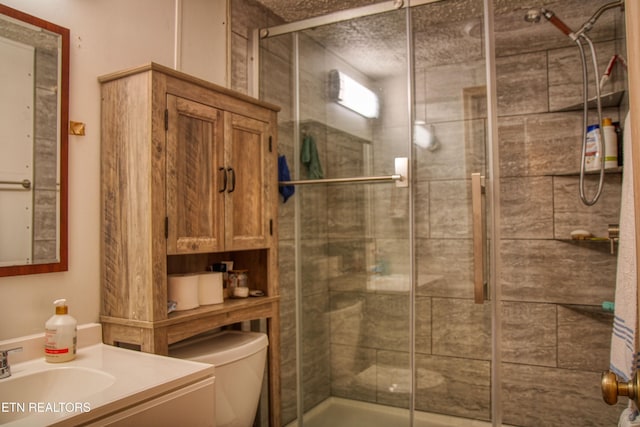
169 330 269 427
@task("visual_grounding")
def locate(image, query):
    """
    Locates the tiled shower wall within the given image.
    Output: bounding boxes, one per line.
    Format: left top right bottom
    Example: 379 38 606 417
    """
231 0 630 425
494 1 626 425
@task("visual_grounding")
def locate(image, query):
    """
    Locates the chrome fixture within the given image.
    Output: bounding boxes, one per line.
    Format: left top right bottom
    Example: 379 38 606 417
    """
525 1 625 206
0 179 31 190
523 8 541 23
278 157 409 188
608 223 620 255
0 347 23 379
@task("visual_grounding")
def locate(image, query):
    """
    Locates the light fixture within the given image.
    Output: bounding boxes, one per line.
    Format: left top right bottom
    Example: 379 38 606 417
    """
328 69 379 119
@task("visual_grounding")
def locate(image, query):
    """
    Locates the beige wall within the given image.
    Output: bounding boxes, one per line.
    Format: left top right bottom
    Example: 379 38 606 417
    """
0 0 227 340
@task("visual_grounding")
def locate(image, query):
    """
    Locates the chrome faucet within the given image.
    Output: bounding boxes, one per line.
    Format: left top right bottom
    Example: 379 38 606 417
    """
0 347 23 379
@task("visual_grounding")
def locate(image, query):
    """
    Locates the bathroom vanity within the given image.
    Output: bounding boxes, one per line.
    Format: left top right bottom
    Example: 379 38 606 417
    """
0 324 215 426
98 63 280 426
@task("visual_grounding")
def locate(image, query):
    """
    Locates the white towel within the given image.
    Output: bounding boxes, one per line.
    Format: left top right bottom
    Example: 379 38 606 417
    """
620 407 640 427
610 111 639 382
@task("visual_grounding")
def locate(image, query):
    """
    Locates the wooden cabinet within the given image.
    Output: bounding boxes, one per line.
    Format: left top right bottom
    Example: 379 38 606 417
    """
99 63 280 426
165 96 272 254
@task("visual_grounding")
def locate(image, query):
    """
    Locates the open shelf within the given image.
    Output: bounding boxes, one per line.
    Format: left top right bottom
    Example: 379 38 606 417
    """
553 90 625 112
552 166 623 177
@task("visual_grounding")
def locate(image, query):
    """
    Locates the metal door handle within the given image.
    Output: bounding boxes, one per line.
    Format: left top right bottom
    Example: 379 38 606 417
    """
471 173 486 304
218 167 227 193
601 371 640 405
227 168 236 193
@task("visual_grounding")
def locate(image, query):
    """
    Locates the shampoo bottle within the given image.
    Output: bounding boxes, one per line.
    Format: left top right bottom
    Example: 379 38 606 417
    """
585 124 602 171
44 299 77 363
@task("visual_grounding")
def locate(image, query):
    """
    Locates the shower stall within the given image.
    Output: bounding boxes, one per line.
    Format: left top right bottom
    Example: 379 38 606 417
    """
251 0 629 425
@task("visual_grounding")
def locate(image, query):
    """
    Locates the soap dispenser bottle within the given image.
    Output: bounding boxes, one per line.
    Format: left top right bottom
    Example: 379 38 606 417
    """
44 299 77 363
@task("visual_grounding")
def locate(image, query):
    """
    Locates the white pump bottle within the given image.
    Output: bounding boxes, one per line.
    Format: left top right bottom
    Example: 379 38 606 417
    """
44 299 77 363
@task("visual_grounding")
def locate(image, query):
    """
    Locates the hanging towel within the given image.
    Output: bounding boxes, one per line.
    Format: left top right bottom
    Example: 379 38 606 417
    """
278 155 295 203
610 111 638 383
301 134 324 179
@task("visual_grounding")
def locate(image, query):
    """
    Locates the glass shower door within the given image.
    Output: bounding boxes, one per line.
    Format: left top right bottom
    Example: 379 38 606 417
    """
410 1 492 424
259 1 491 426
294 9 414 426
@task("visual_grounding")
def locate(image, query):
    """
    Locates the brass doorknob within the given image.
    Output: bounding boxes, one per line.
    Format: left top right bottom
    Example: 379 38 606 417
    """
601 371 640 405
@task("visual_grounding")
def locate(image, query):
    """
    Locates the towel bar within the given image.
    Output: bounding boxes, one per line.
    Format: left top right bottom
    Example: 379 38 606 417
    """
279 174 401 186
279 157 408 188
0 179 31 189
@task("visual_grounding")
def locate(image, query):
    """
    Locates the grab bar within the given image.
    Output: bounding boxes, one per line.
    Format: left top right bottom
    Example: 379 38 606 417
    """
0 179 31 190
471 173 486 304
279 157 409 188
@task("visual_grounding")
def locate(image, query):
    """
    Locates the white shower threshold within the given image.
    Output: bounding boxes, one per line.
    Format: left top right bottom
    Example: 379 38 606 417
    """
286 396 505 427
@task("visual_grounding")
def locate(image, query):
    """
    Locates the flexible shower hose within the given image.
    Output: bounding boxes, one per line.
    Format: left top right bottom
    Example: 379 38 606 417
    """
575 33 606 206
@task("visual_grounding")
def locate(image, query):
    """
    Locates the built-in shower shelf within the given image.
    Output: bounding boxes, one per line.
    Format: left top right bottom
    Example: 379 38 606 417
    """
557 236 618 256
558 303 614 316
554 90 625 112
557 237 610 243
552 166 623 177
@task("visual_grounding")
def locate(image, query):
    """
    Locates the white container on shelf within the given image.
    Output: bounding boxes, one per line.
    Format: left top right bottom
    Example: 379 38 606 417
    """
602 117 618 169
585 124 602 171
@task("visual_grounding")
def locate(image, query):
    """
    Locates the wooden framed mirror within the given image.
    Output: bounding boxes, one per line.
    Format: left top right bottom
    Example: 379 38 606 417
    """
0 4 69 276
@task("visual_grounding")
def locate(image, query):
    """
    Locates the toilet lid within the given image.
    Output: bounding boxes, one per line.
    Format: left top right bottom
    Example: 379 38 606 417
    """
169 331 268 366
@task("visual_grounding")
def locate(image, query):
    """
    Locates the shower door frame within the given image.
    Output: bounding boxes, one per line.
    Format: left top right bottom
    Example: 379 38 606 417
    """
251 0 502 425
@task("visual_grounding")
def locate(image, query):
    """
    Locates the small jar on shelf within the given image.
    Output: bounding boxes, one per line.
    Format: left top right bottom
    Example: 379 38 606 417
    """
228 270 249 298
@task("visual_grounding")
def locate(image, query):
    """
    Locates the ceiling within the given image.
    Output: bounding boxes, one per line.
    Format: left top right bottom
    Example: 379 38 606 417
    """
253 0 388 24
253 0 620 79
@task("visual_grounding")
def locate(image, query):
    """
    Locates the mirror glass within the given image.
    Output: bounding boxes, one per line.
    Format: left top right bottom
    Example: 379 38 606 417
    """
0 4 68 276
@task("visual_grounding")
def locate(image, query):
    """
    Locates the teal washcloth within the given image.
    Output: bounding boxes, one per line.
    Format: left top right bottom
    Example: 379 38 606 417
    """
301 135 324 179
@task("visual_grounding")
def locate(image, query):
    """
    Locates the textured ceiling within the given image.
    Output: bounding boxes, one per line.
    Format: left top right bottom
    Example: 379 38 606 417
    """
253 0 388 23
296 10 409 79
254 0 620 78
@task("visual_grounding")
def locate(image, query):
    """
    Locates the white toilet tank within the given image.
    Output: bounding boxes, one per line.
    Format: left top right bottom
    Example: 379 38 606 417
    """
169 331 268 427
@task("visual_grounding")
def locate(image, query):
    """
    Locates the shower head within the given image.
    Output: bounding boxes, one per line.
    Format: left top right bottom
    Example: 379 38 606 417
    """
525 1 624 40
540 8 575 37
524 7 575 39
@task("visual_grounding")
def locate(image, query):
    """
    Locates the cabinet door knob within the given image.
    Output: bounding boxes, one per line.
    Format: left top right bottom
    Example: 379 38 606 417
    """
219 167 227 193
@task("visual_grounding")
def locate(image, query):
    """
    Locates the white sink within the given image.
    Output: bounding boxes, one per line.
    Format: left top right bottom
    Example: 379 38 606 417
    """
0 324 215 426
0 367 115 423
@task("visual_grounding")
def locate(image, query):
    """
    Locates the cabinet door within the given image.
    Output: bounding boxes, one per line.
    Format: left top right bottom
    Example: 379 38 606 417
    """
225 113 271 250
85 377 215 426
166 95 225 254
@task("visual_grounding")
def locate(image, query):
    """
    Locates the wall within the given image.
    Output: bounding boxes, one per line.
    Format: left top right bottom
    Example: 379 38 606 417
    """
0 0 227 340
492 0 626 424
